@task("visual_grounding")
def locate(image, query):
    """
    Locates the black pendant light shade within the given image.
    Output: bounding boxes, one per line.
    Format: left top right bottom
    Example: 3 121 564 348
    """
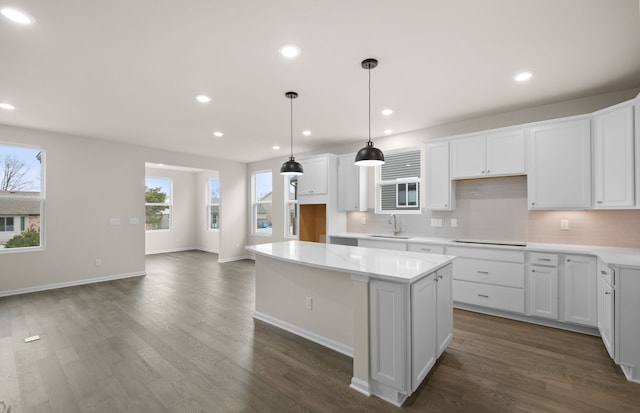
280 91 304 176
355 58 385 167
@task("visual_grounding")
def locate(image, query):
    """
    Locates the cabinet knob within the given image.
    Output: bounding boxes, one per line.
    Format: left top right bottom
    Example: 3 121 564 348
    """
486 170 490 173
600 270 607 275
531 202 535 206
444 204 448 207
605 291 611 295
531 269 535 273
481 170 486 174
597 201 603 204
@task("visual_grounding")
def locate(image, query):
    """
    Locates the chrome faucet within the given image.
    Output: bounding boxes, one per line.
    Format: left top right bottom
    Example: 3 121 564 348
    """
388 214 400 236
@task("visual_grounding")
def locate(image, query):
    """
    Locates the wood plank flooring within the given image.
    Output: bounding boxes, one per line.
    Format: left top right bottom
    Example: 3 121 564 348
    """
1 250 639 412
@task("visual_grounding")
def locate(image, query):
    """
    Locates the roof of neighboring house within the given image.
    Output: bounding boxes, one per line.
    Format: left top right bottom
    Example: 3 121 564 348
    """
0 192 41 215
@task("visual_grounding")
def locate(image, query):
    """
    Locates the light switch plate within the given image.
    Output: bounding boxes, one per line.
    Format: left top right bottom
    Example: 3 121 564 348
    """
431 218 443 227
450 218 458 227
109 218 120 226
560 220 569 231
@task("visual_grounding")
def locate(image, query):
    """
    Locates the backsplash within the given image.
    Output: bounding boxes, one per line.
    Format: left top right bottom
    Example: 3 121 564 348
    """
346 176 640 248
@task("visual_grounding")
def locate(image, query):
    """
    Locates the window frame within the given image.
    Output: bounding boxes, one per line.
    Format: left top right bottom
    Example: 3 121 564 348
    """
144 176 173 232
0 142 45 253
375 146 423 215
252 170 273 236
284 175 299 239
208 178 220 231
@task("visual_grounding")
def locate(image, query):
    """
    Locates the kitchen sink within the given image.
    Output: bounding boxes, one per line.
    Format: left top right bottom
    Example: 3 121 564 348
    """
369 234 413 240
453 239 527 247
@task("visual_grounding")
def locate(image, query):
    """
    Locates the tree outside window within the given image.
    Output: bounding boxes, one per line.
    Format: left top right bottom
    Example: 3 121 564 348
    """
253 171 272 235
145 177 171 230
209 178 220 230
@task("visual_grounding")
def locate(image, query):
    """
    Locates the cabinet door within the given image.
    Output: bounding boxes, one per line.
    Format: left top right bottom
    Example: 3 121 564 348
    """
563 255 597 327
527 119 591 209
436 265 453 358
485 129 525 177
594 105 635 208
598 274 615 359
411 274 436 392
337 154 366 211
370 280 407 392
298 157 328 195
450 135 486 179
527 266 559 320
425 141 454 210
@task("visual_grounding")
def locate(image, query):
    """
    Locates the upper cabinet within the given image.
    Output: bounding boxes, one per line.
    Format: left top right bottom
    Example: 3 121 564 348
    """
593 103 635 208
425 141 454 210
527 118 592 209
450 129 525 179
298 156 328 196
337 153 367 212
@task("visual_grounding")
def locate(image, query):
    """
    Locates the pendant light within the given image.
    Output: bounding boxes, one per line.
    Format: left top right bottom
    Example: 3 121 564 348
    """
355 58 385 166
280 91 304 176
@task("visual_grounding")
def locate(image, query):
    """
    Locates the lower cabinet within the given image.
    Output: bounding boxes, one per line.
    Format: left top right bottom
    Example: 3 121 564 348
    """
369 263 452 406
597 266 615 359
527 265 559 320
563 255 597 327
358 239 407 251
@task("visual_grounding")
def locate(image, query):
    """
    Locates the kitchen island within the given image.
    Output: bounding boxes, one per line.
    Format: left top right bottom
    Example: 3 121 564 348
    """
246 241 455 406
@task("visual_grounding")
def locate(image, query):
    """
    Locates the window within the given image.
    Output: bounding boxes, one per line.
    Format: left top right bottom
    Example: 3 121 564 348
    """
208 178 220 230
145 177 171 230
0 143 43 251
284 176 298 237
253 171 272 235
376 148 421 213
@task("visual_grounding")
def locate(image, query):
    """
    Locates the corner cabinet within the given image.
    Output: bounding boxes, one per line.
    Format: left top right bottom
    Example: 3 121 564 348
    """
425 141 454 210
337 153 367 211
450 129 525 179
527 118 592 209
593 104 635 208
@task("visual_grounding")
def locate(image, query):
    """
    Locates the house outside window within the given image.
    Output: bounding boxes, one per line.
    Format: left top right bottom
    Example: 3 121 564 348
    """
0 143 43 251
376 148 422 214
284 175 298 237
209 178 220 230
145 177 172 230
253 171 272 235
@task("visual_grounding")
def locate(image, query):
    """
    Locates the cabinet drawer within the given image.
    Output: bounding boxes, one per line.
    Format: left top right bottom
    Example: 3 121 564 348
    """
452 258 525 288
453 280 525 314
407 243 445 254
446 246 525 263
529 252 558 267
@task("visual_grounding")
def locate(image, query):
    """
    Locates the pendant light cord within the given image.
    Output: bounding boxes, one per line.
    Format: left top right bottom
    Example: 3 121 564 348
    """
368 65 371 143
290 95 294 158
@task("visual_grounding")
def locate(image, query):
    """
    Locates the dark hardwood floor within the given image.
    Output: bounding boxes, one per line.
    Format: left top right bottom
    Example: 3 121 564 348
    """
1 250 639 412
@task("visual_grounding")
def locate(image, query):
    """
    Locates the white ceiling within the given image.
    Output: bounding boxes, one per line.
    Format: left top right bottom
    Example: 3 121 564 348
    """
1 0 639 163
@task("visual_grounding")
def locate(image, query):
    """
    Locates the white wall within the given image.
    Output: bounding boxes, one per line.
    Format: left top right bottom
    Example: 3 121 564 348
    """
196 170 220 254
145 166 198 254
0 124 247 296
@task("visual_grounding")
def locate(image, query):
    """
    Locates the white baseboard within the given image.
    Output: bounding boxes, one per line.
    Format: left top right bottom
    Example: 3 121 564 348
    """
0 271 146 298
253 311 354 357
145 247 199 255
197 247 220 254
218 255 250 263
350 378 371 396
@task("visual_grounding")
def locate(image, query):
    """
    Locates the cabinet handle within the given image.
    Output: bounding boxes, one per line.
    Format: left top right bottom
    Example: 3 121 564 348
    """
438 275 443 279
477 271 489 274
600 270 607 275
539 258 551 261
478 294 489 298
421 248 432 251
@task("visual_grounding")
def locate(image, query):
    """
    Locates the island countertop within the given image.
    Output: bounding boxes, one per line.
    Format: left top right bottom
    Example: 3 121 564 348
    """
246 240 455 284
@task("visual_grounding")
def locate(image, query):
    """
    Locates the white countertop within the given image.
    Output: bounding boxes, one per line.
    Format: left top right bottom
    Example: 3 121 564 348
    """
329 233 640 268
246 241 455 284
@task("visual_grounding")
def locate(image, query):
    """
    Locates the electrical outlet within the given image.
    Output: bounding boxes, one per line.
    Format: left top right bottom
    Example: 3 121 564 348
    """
129 217 139 225
430 218 443 227
109 218 120 226
305 296 312 310
560 220 569 231
450 218 458 227
361 216 367 225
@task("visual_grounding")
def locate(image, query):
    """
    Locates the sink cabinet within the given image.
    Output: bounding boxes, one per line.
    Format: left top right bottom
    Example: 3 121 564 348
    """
358 238 407 251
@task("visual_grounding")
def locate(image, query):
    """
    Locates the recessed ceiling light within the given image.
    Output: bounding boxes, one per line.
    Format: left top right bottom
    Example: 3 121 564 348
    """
196 95 211 103
212 131 223 137
0 102 16 110
279 44 300 58
384 129 393 134
381 109 393 116
302 130 311 136
514 72 533 82
1 8 35 24
272 145 280 150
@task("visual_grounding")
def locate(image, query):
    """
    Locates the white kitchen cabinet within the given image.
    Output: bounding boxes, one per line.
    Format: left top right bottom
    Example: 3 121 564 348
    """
597 264 615 359
407 243 445 255
298 156 328 196
338 153 367 211
410 274 437 391
450 129 525 179
358 238 407 251
527 118 592 209
593 104 635 208
563 255 597 327
425 141 454 210
616 266 640 383
435 265 453 358
527 265 559 320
